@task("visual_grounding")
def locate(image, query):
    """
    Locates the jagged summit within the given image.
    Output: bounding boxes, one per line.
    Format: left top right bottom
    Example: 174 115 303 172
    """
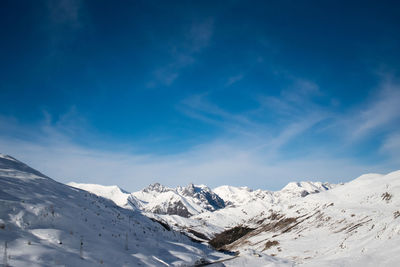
70 181 226 218
130 182 226 217
142 182 171 193
70 180 337 218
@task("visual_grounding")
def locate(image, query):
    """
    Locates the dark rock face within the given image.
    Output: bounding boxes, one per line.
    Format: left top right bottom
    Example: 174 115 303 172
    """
181 183 225 211
300 190 310 197
152 201 191 218
135 183 226 217
209 226 254 250
187 229 209 241
196 189 225 211
150 218 171 231
143 183 171 193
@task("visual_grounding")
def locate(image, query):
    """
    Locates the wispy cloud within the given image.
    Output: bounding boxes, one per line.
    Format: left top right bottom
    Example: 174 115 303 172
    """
179 93 269 139
179 79 331 160
380 133 400 159
0 114 375 192
349 80 400 139
225 73 244 87
147 18 214 87
1 77 399 191
179 75 400 166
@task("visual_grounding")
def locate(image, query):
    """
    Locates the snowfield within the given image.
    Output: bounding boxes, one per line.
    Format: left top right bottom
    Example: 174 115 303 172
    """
0 154 229 266
220 171 400 266
67 182 132 209
2 152 400 266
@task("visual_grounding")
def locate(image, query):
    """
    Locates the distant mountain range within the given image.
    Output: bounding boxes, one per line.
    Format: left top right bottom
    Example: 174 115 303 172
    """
69 179 336 218
2 153 400 266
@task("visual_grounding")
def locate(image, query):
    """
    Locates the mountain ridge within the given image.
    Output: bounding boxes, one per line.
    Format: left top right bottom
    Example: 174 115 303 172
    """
3 153 400 266
0 154 229 266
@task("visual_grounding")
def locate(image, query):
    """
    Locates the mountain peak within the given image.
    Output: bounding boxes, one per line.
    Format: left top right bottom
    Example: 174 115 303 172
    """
143 182 171 193
67 182 131 208
280 181 334 197
0 153 48 179
128 182 226 217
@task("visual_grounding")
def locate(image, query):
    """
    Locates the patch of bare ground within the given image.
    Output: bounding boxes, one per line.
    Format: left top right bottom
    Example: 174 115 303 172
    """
187 228 210 241
267 211 284 220
334 217 372 233
209 226 254 250
382 192 392 203
150 218 171 231
394 211 400 219
263 240 279 251
264 216 298 232
226 212 322 250
249 212 319 239
346 219 372 233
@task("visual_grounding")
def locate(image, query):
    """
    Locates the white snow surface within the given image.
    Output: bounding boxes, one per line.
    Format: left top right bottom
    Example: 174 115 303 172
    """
220 171 400 266
69 178 338 241
67 167 400 266
67 182 131 208
214 181 335 207
0 154 233 266
4 152 400 266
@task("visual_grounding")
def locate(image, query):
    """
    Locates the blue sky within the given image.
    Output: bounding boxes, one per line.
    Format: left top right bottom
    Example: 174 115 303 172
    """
1 0 400 191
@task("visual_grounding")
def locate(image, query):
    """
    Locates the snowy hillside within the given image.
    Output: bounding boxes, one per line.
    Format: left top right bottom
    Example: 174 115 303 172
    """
70 182 226 218
67 182 131 209
17 149 400 266
216 171 400 266
69 179 337 242
0 154 229 266
67 167 400 266
147 181 336 242
214 182 335 207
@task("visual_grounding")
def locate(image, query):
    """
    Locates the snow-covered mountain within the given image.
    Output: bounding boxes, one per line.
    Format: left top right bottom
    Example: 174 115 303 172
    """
68 168 400 266
214 181 336 207
5 152 400 266
69 178 338 246
129 183 225 217
215 171 400 266
70 181 226 218
67 182 132 209
71 180 333 220
0 154 228 266
146 181 337 242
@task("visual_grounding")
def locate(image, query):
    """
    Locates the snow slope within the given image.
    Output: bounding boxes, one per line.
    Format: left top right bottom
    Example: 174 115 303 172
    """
221 171 400 266
214 182 335 207
69 179 336 242
70 182 226 218
59 153 400 266
72 171 400 266
152 181 337 240
0 154 230 266
67 182 131 209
